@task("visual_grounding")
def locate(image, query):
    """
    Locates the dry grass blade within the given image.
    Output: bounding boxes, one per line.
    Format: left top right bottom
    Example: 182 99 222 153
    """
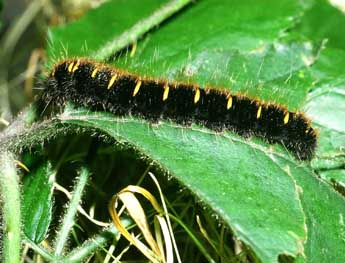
108 176 180 263
149 172 181 263
54 182 110 227
155 215 173 263
108 186 163 263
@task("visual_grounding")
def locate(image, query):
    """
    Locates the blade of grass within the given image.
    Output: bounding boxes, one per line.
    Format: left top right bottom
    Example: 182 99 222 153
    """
24 237 57 262
168 214 216 263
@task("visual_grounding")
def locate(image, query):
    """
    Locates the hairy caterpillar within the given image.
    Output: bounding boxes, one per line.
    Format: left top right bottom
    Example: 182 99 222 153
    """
42 58 317 160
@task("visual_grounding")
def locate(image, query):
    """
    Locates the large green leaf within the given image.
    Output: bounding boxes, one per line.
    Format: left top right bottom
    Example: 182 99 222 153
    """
59 107 307 262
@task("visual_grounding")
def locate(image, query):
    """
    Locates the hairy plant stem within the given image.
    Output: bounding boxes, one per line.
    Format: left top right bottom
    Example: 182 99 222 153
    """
53 167 90 256
0 152 21 263
25 221 132 263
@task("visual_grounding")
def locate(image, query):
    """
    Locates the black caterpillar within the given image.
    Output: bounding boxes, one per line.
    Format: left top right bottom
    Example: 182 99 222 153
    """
42 58 317 160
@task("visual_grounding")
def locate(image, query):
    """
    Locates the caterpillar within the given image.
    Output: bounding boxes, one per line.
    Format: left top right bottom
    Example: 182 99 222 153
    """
42 58 317 160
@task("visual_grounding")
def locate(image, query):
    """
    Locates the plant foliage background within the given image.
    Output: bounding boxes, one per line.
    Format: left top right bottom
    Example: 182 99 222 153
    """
0 0 345 262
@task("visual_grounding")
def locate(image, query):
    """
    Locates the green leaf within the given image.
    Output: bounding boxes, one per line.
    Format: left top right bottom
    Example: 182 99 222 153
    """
304 48 345 169
298 47 345 263
60 107 307 262
285 1 345 260
275 156 345 263
57 100 345 262
22 161 55 243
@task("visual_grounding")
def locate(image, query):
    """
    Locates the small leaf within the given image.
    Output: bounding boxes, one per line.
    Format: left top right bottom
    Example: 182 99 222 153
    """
22 161 55 243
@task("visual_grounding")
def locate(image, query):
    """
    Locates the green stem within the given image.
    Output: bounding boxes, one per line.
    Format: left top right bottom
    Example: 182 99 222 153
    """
0 152 21 263
65 220 131 263
92 0 193 61
24 237 57 262
54 167 90 256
